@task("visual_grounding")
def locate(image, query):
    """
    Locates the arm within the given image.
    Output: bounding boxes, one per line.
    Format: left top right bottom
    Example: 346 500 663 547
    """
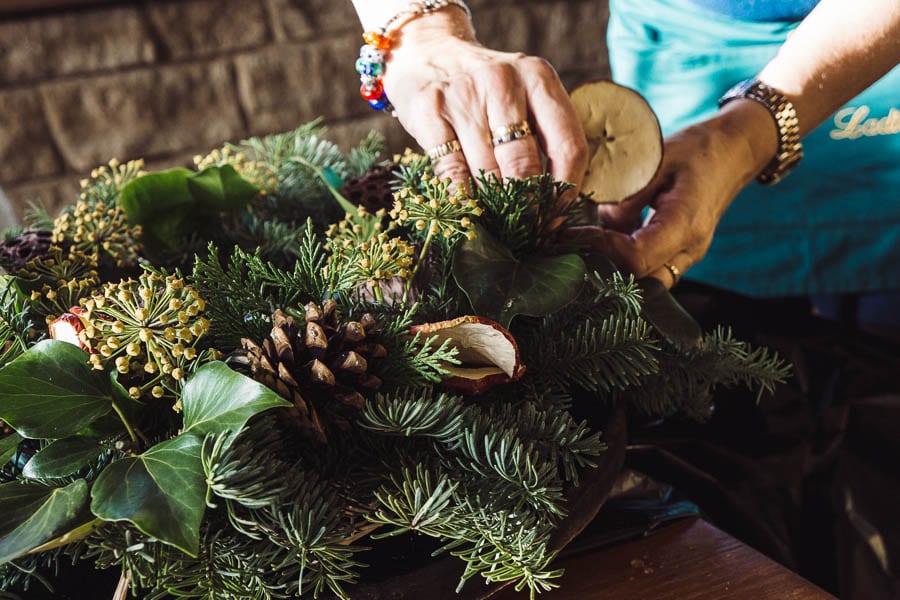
594 0 900 286
349 1 588 190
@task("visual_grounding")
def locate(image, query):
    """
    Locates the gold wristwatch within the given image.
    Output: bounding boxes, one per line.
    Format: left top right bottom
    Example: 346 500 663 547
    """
718 79 803 185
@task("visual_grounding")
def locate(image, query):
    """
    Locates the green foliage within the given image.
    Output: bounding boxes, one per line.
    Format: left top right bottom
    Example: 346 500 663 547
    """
232 121 384 225
529 315 660 394
22 438 101 479
118 165 259 260
0 121 791 600
91 434 207 556
181 362 291 438
0 341 113 439
473 173 586 256
454 225 586 326
0 284 32 368
0 480 90 564
629 326 791 419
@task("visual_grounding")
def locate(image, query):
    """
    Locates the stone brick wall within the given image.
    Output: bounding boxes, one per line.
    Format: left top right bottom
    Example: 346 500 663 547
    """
0 0 610 223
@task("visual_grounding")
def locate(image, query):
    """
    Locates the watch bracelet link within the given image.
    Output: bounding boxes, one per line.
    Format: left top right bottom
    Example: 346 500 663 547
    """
719 79 803 185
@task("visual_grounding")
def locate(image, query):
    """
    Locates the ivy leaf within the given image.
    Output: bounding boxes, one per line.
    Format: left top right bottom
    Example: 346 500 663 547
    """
0 340 112 439
0 480 90 563
453 225 586 326
637 277 703 349
90 435 206 556
187 164 259 211
23 437 101 479
118 168 195 256
29 518 103 555
0 433 22 466
182 362 291 437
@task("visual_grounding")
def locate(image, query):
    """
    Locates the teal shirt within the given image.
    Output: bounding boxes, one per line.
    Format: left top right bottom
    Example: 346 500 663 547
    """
608 0 900 297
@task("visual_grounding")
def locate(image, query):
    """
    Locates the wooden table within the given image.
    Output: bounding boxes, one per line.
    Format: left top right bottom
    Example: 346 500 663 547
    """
496 518 836 600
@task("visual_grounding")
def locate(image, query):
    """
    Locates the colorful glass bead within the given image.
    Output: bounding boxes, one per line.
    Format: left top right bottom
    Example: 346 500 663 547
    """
363 31 392 51
359 44 386 63
355 58 384 77
368 94 391 112
360 81 385 102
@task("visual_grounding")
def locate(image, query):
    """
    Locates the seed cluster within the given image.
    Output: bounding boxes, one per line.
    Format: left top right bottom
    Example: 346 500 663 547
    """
79 272 212 399
18 247 101 320
390 174 482 242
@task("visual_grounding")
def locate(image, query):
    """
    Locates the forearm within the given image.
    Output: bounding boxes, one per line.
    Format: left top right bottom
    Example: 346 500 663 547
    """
709 0 900 184
758 0 900 137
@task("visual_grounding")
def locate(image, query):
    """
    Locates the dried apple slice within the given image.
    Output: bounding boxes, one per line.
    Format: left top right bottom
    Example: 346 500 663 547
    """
570 80 663 203
48 307 92 352
410 316 526 395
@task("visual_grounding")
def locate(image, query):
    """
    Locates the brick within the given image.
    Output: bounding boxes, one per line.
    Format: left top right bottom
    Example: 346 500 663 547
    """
0 7 155 86
146 0 271 59
327 115 416 156
477 1 609 75
0 89 62 184
41 61 245 172
270 0 359 41
3 177 80 221
235 33 367 135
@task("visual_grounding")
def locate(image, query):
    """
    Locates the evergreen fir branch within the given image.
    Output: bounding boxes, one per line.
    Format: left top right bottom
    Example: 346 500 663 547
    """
237 214 309 265
627 327 790 419
190 245 276 347
702 326 791 400
359 388 466 442
453 418 566 519
590 272 644 320
203 418 299 510
191 229 349 348
345 130 386 178
0 550 60 594
23 201 56 231
486 401 605 485
81 523 165 592
530 315 660 394
234 121 361 225
448 509 562 599
378 331 460 388
368 464 460 538
243 477 366 600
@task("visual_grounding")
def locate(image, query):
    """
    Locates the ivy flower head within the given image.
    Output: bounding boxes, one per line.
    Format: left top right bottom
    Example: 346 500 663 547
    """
389 175 481 242
78 158 145 207
80 271 213 399
332 230 415 288
18 246 101 320
53 199 142 268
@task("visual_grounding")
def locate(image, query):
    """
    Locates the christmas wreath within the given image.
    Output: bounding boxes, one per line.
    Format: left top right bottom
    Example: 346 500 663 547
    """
0 87 787 599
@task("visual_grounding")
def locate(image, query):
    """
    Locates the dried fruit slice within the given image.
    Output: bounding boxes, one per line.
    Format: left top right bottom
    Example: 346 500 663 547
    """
48 307 92 352
410 316 526 395
570 80 663 203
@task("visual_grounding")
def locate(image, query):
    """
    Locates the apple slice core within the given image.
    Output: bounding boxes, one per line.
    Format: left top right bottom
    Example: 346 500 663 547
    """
570 81 663 204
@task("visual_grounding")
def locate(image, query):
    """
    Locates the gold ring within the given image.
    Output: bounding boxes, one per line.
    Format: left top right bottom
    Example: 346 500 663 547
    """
663 263 682 284
491 121 532 146
427 139 462 161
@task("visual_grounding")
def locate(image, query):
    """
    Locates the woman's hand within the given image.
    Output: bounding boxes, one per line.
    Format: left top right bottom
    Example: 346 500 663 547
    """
579 99 778 287
382 8 588 189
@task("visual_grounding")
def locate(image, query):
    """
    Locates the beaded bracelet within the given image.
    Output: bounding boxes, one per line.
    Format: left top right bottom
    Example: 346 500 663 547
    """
355 0 473 115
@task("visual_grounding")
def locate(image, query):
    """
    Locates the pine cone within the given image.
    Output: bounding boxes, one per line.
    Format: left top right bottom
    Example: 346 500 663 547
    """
340 164 396 213
0 230 53 273
241 301 387 443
